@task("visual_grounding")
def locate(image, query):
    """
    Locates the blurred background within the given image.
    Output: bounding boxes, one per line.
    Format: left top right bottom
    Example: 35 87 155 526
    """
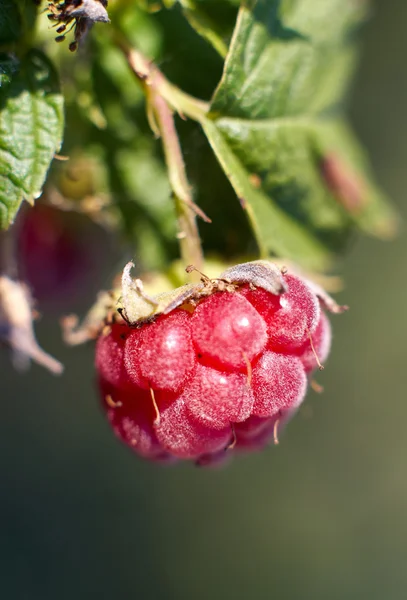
1 0 407 598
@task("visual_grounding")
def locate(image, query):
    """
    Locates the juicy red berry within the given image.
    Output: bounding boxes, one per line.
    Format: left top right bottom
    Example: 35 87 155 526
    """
95 266 336 466
155 395 231 459
124 309 196 392
251 351 307 418
182 363 254 429
243 275 320 351
296 311 332 372
191 292 267 370
95 324 132 391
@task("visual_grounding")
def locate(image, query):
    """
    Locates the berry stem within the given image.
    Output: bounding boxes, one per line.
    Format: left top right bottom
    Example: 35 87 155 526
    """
149 92 204 273
117 40 209 275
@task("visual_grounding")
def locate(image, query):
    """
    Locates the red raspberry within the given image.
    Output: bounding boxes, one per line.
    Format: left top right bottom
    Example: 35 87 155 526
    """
251 351 307 418
182 363 254 429
95 324 132 391
191 292 267 370
95 263 337 466
124 309 196 392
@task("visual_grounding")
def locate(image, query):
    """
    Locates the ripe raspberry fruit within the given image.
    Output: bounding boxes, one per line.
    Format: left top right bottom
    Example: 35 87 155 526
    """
94 259 344 467
124 309 196 392
191 292 267 370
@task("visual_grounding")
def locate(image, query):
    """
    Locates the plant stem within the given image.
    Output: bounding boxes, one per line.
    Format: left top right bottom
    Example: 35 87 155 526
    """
150 91 204 272
119 40 210 275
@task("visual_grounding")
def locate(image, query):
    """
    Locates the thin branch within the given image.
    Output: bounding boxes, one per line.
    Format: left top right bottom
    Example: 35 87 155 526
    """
119 40 211 273
150 91 204 272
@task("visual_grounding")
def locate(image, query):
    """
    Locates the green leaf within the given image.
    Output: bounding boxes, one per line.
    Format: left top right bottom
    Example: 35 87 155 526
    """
0 0 21 44
202 0 398 269
0 49 64 228
201 116 333 269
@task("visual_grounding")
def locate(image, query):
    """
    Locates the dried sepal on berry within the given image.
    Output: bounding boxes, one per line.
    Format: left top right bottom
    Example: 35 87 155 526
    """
120 262 197 324
65 259 343 349
120 259 289 325
219 260 287 295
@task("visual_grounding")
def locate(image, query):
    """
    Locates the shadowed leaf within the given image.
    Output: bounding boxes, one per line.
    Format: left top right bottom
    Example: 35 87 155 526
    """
0 50 64 228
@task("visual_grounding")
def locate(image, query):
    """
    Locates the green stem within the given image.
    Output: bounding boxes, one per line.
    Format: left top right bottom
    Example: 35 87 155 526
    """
119 41 209 274
150 92 204 272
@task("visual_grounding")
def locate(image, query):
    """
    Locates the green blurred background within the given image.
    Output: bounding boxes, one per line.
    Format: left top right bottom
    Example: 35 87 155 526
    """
1 1 407 598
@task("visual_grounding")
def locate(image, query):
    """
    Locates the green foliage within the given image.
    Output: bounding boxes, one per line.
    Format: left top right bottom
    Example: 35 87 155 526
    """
0 49 63 228
202 0 397 269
